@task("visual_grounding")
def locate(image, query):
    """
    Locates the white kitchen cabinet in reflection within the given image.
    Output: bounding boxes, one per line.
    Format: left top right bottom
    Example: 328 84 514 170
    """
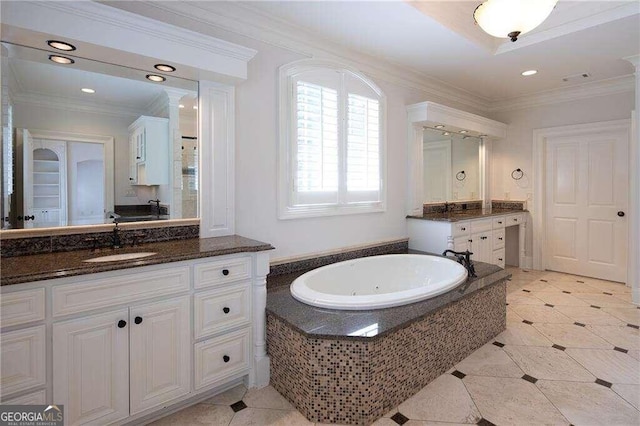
128 116 169 186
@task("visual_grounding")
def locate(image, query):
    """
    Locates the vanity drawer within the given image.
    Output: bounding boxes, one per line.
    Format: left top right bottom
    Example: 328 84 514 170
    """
194 257 252 289
52 266 190 317
1 325 46 396
194 283 251 339
493 228 505 250
493 249 506 269
452 221 471 237
492 217 506 229
1 288 45 328
506 213 525 226
470 218 493 233
194 328 250 390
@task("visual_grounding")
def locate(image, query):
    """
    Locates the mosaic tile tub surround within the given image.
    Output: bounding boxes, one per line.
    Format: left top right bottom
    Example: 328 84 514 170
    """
267 278 508 425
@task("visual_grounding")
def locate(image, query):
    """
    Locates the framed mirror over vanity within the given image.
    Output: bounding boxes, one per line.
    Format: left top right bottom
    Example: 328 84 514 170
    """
1 42 199 229
406 101 528 270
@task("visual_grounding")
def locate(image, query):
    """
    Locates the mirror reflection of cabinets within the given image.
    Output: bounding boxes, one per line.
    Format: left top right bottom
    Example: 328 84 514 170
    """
1 42 198 229
128 116 169 186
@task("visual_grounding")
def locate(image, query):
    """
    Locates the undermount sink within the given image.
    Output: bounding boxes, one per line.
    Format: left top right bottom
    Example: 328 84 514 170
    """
83 252 158 263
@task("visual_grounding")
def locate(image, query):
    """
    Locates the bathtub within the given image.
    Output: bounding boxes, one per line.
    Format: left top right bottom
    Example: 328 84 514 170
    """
290 254 468 310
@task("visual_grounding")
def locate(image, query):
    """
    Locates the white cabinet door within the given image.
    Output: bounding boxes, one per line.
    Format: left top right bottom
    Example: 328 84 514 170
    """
470 232 492 264
1 325 46 396
453 236 470 253
53 309 129 426
129 296 190 415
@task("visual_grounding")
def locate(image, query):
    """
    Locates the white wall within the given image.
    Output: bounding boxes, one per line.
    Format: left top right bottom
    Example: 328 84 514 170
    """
488 91 635 258
232 40 465 261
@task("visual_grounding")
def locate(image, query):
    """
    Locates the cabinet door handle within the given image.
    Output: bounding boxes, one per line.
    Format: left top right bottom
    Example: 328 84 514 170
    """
498 237 503 240
222 269 230 276
513 218 518 221
468 239 473 243
498 258 503 261
118 320 127 328
134 316 143 325
498 221 502 224
223 307 230 314
223 355 230 363
461 227 466 231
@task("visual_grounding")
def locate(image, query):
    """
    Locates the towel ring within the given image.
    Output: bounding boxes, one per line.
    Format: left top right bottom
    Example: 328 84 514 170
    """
511 168 524 180
456 171 466 181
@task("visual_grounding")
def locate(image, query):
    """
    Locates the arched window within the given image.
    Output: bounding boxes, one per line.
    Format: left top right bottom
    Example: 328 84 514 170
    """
278 59 386 219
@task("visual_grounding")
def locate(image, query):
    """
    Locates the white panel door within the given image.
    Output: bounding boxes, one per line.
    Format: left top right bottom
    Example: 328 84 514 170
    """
423 140 451 202
53 309 129 426
129 296 190 415
545 130 628 282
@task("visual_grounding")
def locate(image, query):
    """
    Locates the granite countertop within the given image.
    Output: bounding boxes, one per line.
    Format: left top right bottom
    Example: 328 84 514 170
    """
266 258 510 341
1 235 273 286
407 208 527 222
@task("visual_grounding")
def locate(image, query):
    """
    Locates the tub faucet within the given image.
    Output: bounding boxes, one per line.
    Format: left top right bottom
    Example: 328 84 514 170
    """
442 249 476 278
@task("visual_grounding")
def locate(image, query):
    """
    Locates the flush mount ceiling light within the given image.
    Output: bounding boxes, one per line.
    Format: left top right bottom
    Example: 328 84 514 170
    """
434 124 445 129
154 64 176 72
49 55 74 65
442 132 450 136
146 74 166 82
179 104 185 109
474 0 558 42
47 40 76 51
459 130 468 134
522 69 538 76
81 88 95 94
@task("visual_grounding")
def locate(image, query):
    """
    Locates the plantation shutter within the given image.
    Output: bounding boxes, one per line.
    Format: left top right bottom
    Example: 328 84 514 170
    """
346 93 380 202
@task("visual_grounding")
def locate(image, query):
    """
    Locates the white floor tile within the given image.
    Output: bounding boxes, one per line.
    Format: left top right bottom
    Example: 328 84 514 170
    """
612 384 640 410
536 380 639 426
149 403 235 426
587 325 640 350
532 323 612 349
503 345 595 382
454 343 524 378
565 348 640 385
229 408 312 426
242 385 294 410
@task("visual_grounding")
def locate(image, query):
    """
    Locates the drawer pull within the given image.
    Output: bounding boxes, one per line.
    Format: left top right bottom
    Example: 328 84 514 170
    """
498 221 502 224
498 237 503 240
134 316 143 325
468 239 473 243
498 258 503 261
223 355 230 363
118 320 127 328
461 227 466 231
513 218 518 221
481 236 488 240
222 269 230 276
223 307 230 314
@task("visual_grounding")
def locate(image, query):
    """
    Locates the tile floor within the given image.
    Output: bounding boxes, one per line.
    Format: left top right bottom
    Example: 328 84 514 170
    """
150 268 639 426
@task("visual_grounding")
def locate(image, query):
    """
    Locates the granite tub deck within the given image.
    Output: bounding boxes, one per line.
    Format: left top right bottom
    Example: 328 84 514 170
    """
0 235 274 285
266 260 510 425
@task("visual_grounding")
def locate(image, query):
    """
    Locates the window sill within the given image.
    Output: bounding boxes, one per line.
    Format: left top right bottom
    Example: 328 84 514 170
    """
278 202 386 220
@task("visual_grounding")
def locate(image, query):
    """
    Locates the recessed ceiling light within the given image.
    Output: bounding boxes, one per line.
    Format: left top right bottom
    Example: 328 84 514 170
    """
460 130 468 134
522 70 538 76
49 55 74 65
81 88 95 94
146 74 166 83
154 64 176 72
179 104 185 109
47 40 76 51
434 125 445 129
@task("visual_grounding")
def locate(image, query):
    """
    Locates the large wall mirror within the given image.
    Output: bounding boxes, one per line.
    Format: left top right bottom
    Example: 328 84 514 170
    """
423 127 481 203
1 42 198 229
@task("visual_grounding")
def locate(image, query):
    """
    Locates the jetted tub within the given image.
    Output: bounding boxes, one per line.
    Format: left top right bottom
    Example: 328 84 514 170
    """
290 254 468 310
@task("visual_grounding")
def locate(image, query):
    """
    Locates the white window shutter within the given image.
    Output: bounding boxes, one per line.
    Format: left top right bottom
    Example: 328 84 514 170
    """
346 93 380 200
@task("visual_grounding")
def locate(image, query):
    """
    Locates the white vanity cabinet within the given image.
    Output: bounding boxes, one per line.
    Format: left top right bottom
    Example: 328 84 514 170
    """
408 212 526 269
0 251 271 426
128 116 169 185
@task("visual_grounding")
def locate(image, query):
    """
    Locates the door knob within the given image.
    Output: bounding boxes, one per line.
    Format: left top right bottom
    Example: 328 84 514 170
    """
617 211 625 217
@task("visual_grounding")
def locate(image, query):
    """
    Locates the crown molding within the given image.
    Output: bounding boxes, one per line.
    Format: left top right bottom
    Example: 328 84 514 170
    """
624 54 640 70
12 91 146 119
488 75 636 112
124 0 492 113
407 101 507 138
1 1 257 80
